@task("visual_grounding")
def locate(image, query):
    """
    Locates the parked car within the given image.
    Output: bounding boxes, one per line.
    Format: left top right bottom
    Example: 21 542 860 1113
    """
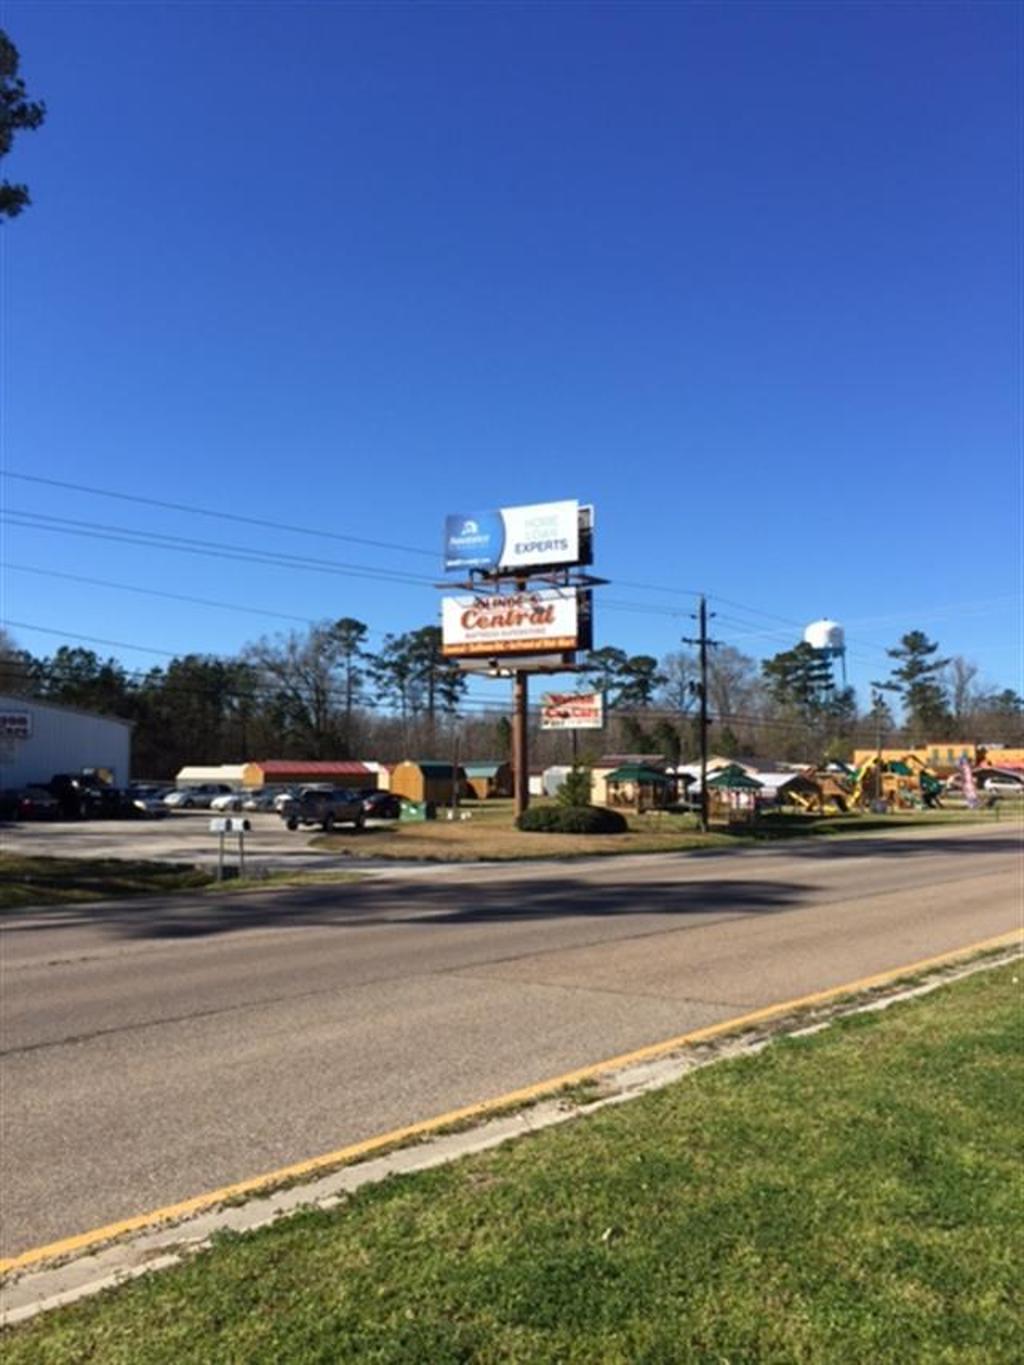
982 776 1024 794
210 791 249 812
163 784 234 810
128 786 170 819
49 773 128 819
361 791 402 820
242 788 286 811
278 786 366 832
14 786 61 820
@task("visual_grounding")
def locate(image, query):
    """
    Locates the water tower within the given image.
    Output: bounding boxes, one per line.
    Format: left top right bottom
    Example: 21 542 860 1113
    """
803 618 847 689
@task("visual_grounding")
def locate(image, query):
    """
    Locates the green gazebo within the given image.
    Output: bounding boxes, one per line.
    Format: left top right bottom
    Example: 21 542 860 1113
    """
705 764 763 823
604 764 674 813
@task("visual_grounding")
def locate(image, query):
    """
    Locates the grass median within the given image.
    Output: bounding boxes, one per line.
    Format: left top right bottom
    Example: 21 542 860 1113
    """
0 855 365 910
312 800 1012 861
5 960 1020 1361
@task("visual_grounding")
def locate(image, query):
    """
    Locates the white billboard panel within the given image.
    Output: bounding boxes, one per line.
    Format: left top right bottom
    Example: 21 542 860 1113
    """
442 590 580 658
540 691 605 731
444 500 581 572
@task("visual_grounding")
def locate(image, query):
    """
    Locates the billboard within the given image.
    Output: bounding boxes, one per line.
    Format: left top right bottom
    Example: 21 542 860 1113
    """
444 500 583 572
540 691 605 731
442 590 587 658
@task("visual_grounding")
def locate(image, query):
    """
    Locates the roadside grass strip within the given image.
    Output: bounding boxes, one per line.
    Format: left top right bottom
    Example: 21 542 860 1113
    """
3 958 1021 1361
313 804 1013 862
0 855 215 908
0 855 366 909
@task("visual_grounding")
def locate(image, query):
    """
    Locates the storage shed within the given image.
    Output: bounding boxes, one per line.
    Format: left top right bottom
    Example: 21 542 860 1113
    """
245 760 377 791
389 761 467 805
462 761 512 800
0 694 132 790
542 765 572 798
175 764 249 790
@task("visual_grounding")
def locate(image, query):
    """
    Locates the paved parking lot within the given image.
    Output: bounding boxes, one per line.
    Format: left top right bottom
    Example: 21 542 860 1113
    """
0 810 365 870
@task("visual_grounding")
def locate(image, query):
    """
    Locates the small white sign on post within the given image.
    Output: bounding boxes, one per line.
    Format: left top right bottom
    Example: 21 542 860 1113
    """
209 817 251 879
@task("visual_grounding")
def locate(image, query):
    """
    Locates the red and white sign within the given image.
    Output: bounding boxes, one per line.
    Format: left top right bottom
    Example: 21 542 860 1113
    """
540 691 605 731
442 590 580 658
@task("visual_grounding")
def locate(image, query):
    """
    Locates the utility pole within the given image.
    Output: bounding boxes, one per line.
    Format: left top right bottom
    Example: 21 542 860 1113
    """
683 595 718 833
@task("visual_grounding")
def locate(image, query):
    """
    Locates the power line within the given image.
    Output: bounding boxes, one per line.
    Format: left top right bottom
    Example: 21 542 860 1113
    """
2 563 340 631
6 470 1001 658
1 470 438 560
0 621 530 714
2 514 719 627
2 511 440 589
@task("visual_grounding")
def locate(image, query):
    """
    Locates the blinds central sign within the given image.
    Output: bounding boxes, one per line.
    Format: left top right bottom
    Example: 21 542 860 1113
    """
444 500 582 572
540 691 605 730
442 590 585 658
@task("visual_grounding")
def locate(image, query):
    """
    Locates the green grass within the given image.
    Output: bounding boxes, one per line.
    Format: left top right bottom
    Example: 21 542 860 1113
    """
5 962 1020 1362
0 856 366 909
313 801 1012 861
0 855 215 908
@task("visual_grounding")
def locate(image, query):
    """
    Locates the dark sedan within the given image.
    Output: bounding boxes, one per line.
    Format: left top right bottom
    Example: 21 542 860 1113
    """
362 791 402 820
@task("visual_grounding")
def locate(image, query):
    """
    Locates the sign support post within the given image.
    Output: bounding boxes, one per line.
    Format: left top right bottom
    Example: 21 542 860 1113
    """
513 669 529 818
440 500 605 824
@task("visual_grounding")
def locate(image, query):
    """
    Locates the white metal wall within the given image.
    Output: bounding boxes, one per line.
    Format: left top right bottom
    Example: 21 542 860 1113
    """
0 696 132 789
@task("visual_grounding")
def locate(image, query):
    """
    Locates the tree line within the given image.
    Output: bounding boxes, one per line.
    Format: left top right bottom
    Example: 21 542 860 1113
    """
0 624 1019 779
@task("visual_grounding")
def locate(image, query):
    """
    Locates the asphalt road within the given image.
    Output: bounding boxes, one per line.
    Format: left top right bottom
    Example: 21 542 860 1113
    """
1 824 1019 1258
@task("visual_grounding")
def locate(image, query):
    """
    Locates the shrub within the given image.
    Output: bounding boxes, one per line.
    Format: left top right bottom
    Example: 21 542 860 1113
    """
516 804 628 835
557 765 593 807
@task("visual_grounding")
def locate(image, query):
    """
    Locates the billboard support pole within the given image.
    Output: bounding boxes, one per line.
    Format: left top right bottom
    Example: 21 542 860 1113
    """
513 669 529 818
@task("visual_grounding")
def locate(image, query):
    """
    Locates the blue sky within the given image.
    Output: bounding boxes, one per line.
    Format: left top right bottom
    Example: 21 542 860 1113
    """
2 0 1020 707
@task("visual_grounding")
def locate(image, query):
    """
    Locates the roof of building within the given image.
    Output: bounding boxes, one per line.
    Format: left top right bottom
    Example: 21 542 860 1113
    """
176 764 249 782
595 753 667 769
255 760 372 776
396 761 464 777
605 764 674 783
706 764 763 790
753 771 818 794
463 762 508 777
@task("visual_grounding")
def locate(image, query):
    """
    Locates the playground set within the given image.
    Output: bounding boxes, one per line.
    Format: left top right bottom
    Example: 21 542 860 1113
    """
786 751 1002 816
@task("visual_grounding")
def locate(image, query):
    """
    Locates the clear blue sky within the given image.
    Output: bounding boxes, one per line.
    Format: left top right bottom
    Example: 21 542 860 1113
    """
2 0 1020 707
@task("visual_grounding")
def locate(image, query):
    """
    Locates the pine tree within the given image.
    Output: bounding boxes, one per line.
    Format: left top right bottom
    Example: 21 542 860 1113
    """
874 631 951 743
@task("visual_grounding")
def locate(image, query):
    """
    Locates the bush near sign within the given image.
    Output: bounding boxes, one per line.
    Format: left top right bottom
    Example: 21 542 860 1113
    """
540 691 605 731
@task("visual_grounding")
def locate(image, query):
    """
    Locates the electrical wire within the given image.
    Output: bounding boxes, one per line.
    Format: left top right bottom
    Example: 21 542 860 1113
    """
2 510 440 589
2 563 354 631
1 470 439 560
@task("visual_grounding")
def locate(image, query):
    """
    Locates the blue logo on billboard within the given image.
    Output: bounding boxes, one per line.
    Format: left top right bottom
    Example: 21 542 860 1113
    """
445 510 505 570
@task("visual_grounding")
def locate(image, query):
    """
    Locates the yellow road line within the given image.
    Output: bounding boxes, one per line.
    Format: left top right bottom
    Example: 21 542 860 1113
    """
3 927 1020 1276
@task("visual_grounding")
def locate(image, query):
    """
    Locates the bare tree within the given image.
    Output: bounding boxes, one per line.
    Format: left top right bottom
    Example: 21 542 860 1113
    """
945 656 980 730
657 651 698 713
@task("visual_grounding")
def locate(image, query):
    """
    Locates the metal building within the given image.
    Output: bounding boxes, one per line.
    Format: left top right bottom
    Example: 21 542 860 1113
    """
0 694 133 790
